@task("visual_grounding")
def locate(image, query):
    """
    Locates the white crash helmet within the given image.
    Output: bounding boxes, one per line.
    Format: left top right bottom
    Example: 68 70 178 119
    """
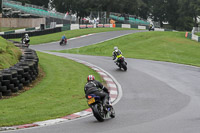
114 46 118 52
25 33 28 36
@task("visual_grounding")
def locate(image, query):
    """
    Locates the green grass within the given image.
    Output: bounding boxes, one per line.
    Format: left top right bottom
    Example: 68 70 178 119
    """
0 37 21 69
0 27 24 32
11 28 136 45
0 52 102 126
195 32 200 36
58 31 200 67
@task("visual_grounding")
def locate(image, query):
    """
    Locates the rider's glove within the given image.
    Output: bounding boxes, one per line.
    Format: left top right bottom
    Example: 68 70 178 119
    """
103 87 109 94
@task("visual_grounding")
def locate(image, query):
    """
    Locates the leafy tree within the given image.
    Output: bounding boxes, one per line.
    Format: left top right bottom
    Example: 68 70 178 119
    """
177 0 194 30
165 0 179 29
0 1 2 13
149 0 168 27
189 0 200 27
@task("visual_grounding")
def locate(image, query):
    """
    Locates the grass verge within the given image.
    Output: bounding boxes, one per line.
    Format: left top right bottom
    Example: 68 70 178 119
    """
0 37 21 69
0 51 102 126
0 27 24 32
11 28 136 45
58 31 200 67
195 32 200 36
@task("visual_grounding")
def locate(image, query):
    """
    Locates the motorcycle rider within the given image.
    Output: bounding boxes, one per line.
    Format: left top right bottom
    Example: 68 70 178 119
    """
149 23 154 31
60 34 67 44
21 33 30 46
112 46 126 66
84 75 111 110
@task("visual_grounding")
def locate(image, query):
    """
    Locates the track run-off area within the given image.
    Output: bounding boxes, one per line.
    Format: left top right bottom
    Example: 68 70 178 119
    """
4 30 200 133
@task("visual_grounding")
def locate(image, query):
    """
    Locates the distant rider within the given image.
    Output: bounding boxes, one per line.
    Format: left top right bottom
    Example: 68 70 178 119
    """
149 24 154 31
61 34 67 44
84 75 111 109
21 33 30 47
112 46 125 65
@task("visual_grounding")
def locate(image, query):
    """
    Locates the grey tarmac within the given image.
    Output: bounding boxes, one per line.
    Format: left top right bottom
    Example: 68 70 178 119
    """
4 30 200 133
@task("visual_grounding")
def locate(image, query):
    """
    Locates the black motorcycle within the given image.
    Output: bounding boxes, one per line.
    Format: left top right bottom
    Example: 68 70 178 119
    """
59 39 67 46
149 25 154 31
87 94 115 122
22 38 30 48
115 56 127 71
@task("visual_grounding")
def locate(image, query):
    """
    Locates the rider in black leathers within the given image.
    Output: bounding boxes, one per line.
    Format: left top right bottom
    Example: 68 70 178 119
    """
21 33 30 47
84 75 110 108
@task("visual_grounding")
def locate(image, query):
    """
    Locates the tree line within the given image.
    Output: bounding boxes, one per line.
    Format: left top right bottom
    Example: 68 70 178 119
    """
1 0 200 30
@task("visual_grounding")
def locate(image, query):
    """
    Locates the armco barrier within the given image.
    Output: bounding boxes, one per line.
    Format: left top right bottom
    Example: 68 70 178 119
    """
131 24 138 28
97 24 104 28
26 27 36 31
138 25 146 30
79 24 87 29
70 24 79 30
192 34 200 42
185 32 200 42
15 29 26 33
122 24 131 28
187 33 192 39
0 45 39 98
1 27 62 39
154 28 165 31
1 23 180 40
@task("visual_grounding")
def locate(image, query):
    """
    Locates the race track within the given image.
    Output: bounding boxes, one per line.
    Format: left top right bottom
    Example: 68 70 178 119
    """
5 30 200 133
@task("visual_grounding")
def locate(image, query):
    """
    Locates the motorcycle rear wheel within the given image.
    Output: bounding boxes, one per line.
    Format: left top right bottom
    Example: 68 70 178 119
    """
122 62 127 71
92 104 105 122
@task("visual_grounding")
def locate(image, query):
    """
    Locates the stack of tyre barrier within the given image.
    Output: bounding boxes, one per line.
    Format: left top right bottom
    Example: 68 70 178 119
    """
0 48 39 98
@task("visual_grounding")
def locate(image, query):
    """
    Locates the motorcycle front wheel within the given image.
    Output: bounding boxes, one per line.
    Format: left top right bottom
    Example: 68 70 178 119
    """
110 106 115 118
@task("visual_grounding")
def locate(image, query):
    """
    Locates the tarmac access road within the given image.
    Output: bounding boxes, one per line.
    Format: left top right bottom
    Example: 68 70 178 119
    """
5 30 200 133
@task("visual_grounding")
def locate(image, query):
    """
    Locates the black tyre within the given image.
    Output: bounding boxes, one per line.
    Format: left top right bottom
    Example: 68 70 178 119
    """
17 75 22 80
10 67 24 75
24 48 33 52
32 75 36 80
10 70 18 78
0 92 2 99
92 104 105 122
18 83 23 90
23 72 29 78
32 70 37 75
110 107 115 118
0 74 2 82
14 80 20 87
24 55 37 60
20 78 25 84
23 80 30 86
0 86 7 92
122 62 127 71
11 87 18 93
8 84 14 90
10 78 18 84
29 71 34 75
2 73 12 80
1 80 10 86
2 90 12 96
22 66 30 73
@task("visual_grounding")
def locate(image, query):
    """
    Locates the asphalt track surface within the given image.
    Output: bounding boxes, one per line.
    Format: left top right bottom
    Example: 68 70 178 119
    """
5 30 200 133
